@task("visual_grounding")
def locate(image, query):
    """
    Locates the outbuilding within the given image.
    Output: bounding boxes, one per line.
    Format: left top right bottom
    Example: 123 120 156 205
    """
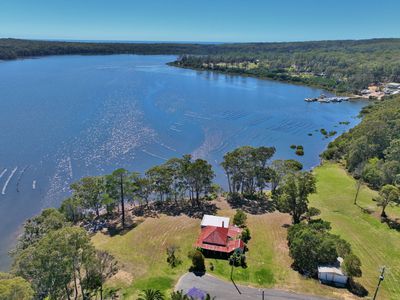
318 257 348 287
200 215 230 228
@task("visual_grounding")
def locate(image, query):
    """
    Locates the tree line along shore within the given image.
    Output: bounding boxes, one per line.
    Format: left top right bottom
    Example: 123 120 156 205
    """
1 38 400 93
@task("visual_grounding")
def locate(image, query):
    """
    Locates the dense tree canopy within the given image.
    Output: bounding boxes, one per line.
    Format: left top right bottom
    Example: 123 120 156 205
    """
0 273 34 300
14 208 68 252
173 39 400 92
13 226 117 300
375 184 400 217
276 172 317 224
288 220 361 278
221 145 276 195
323 95 400 190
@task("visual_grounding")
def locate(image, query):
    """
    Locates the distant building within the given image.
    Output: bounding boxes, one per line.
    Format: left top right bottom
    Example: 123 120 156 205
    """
360 89 371 95
196 215 244 255
387 82 400 89
318 257 348 287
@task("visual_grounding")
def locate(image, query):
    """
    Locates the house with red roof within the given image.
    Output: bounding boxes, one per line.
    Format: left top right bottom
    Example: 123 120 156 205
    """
195 215 245 256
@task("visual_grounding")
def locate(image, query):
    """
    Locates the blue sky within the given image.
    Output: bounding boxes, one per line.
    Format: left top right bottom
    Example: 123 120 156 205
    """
1 0 399 42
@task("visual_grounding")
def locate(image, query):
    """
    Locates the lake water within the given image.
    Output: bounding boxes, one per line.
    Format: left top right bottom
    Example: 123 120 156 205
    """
0 55 366 269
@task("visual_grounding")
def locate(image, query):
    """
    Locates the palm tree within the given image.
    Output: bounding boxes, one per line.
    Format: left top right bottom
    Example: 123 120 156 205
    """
137 289 165 300
170 290 189 300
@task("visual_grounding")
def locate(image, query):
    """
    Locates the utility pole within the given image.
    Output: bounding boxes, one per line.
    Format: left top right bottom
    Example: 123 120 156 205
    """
373 266 385 300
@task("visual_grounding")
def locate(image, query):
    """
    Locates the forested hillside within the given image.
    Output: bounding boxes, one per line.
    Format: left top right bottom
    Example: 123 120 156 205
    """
0 38 211 59
1 38 399 92
323 95 400 189
173 39 400 92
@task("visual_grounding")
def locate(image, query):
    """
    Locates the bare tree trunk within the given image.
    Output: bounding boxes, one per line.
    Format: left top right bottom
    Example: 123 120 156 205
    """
65 284 71 300
120 174 125 228
73 270 78 300
196 190 200 207
381 205 387 218
227 173 232 193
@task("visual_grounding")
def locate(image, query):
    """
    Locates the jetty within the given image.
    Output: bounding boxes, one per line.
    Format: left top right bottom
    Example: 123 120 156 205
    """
305 94 350 103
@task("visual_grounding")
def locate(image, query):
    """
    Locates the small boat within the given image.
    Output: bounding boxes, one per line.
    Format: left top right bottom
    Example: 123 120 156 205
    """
304 97 318 102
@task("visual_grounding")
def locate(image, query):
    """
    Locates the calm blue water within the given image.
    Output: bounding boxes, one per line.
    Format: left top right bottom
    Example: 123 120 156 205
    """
0 55 366 269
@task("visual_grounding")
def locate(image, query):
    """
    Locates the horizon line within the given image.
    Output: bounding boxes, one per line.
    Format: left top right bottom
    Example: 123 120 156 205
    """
2 36 400 45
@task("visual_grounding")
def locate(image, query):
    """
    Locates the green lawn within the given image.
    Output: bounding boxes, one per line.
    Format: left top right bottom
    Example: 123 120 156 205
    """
310 163 400 300
207 199 348 299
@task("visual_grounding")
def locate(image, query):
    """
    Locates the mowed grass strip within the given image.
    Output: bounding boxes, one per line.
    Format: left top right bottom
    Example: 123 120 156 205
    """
310 163 400 300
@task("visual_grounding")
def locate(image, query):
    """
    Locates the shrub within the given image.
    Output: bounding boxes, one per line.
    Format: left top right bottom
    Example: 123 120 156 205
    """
328 131 337 137
189 250 205 273
209 262 214 271
229 252 246 268
290 144 297 149
233 209 247 227
166 245 182 268
295 149 304 156
171 290 189 300
240 227 251 243
343 254 362 277
138 289 164 300
305 207 321 220
336 239 352 258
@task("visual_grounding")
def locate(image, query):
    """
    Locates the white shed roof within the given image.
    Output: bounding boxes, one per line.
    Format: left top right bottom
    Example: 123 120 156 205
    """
201 215 230 228
318 257 345 275
318 266 344 276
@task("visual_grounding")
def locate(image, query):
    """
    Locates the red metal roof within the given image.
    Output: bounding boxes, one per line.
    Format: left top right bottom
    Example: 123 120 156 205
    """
202 226 229 246
195 226 244 253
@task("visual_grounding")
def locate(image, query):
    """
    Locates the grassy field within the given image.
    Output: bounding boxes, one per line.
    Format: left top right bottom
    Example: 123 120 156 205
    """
92 163 400 299
207 198 355 300
309 163 400 300
92 215 200 299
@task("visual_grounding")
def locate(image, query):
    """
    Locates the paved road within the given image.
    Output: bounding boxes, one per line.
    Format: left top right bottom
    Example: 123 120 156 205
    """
176 273 331 300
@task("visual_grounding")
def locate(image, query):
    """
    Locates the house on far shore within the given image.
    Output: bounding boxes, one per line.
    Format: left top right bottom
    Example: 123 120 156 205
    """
195 214 245 256
318 257 348 287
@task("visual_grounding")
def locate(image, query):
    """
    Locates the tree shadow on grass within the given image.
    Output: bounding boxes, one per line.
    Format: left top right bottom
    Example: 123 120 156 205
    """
227 193 276 214
355 203 374 215
107 221 140 237
348 278 369 297
132 199 218 219
381 216 400 231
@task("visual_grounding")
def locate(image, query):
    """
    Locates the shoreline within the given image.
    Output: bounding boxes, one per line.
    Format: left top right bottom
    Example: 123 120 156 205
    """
167 61 362 98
